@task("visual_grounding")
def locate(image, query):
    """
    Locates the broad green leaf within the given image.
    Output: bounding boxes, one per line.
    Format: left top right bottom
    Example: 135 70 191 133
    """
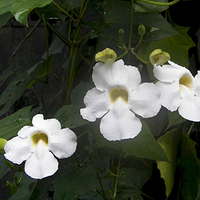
0 106 32 140
122 121 168 161
0 12 13 28
156 129 182 198
0 154 10 179
179 134 200 200
0 0 53 26
134 0 168 13
0 65 14 83
8 172 37 200
0 71 31 116
166 111 186 131
54 165 96 200
118 167 151 199
138 26 195 68
55 105 89 128
65 0 83 9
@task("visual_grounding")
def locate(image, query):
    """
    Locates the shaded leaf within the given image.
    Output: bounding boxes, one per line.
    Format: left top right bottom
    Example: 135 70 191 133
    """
0 0 53 25
55 105 90 128
157 129 182 198
134 0 168 13
0 12 13 28
138 26 195 68
54 165 97 200
179 134 200 200
8 172 37 200
0 106 32 140
122 121 168 161
0 154 10 179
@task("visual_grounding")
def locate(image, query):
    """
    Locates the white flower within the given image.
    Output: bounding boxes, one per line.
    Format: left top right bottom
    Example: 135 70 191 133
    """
153 60 200 121
4 114 77 179
80 59 161 141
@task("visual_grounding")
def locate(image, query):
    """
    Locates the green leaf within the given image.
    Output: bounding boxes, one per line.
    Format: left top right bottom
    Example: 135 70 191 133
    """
118 167 151 199
0 71 31 116
0 154 10 179
0 0 53 26
55 105 89 128
156 129 182 198
65 0 83 9
0 12 13 28
138 26 195 68
134 0 168 13
179 134 200 200
54 165 96 200
122 121 168 161
8 172 37 200
0 106 32 140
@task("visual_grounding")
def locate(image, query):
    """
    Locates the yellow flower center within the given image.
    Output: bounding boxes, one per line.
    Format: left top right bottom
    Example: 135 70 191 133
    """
179 75 193 90
31 132 48 146
109 87 128 104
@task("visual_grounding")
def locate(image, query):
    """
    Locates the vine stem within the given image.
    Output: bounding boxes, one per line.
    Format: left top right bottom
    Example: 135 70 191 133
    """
128 0 134 49
113 152 122 199
138 0 180 6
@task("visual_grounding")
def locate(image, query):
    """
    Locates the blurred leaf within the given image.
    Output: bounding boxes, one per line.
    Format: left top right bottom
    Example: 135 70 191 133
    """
55 105 89 128
0 11 13 28
65 0 83 9
0 154 10 179
27 56 53 88
0 0 53 26
134 0 168 13
0 72 31 116
0 65 14 84
122 121 168 161
179 134 200 200
118 167 151 199
166 111 186 131
8 172 37 200
138 26 195 68
157 129 182 198
0 106 32 140
54 165 96 200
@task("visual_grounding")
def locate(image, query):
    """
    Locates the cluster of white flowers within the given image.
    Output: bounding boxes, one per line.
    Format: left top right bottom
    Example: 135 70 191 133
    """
4 53 200 180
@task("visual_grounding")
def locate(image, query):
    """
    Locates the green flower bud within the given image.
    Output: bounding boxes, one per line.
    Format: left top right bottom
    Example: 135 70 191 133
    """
138 24 146 36
149 49 170 66
0 138 7 153
118 29 124 39
95 48 117 64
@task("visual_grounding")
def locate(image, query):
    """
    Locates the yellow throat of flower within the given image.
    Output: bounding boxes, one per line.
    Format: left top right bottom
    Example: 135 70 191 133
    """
179 74 193 90
31 132 48 146
109 87 128 104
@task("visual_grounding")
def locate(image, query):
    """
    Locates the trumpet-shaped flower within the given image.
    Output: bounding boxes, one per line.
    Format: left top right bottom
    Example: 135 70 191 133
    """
80 59 161 141
4 114 77 179
153 61 200 121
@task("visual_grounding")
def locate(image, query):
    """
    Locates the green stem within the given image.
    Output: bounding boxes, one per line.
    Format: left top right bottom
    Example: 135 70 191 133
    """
52 1 77 22
138 0 180 6
128 0 134 49
134 34 144 51
116 50 128 60
113 152 121 199
131 50 149 64
187 122 194 136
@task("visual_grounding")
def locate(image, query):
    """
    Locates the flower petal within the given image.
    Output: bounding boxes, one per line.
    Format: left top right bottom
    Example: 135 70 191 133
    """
25 141 58 179
129 83 161 118
155 81 181 111
32 114 61 133
80 87 110 122
111 62 141 91
4 136 32 164
100 99 142 141
153 61 192 83
178 86 200 121
92 62 114 91
49 128 77 159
